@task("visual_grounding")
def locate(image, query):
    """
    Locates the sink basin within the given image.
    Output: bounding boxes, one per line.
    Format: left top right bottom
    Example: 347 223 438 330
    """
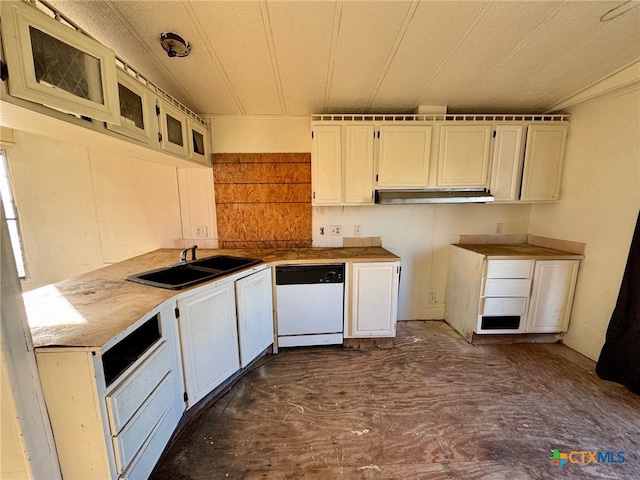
126 255 263 290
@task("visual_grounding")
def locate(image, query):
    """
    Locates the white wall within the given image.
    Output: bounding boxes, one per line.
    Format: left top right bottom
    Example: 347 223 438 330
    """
530 86 640 361
4 130 182 290
209 116 311 153
313 203 532 319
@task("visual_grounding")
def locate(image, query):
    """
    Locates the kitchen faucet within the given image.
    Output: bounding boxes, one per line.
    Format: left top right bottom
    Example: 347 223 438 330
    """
180 245 198 263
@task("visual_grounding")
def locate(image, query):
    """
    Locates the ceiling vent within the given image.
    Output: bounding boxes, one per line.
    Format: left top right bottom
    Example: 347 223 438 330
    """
160 33 190 58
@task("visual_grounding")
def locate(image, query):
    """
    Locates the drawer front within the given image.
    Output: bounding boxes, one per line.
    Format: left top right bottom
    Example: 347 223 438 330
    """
119 401 178 480
106 341 170 434
113 373 173 472
482 278 531 297
481 297 527 315
485 260 533 279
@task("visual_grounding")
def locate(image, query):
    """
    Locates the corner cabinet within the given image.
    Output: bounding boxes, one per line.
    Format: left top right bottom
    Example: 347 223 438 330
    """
376 125 432 188
311 124 375 205
346 261 400 338
35 304 185 480
490 124 568 202
177 280 240 409
1 0 120 124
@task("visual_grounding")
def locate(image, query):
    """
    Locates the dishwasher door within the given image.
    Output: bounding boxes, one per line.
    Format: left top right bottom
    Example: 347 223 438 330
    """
276 264 344 347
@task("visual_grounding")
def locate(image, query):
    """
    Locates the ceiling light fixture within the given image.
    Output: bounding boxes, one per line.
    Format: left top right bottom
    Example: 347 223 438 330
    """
160 32 190 58
600 0 640 21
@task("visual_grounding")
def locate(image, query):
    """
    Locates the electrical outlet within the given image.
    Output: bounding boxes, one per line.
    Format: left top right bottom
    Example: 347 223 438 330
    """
330 225 342 236
495 222 503 234
354 225 362 236
429 293 436 304
195 225 208 237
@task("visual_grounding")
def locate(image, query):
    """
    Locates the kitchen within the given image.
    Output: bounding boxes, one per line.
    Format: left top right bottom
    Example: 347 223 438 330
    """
1 0 639 478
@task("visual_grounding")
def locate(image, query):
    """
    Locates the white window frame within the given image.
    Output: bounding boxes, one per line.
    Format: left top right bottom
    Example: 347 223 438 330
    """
0 149 26 278
0 0 120 124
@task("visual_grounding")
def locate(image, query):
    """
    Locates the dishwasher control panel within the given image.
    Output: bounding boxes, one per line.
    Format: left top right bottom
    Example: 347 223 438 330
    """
275 264 344 285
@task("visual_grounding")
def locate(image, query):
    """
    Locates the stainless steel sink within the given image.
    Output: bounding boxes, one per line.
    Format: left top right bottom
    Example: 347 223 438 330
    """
125 255 263 290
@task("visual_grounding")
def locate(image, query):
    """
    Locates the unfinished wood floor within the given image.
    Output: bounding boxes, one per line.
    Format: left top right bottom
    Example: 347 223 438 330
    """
152 321 640 479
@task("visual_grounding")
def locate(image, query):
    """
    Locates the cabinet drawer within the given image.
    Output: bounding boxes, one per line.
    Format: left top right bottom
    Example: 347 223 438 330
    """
113 374 173 472
106 342 170 434
481 297 527 315
118 398 178 480
482 278 531 297
485 260 533 278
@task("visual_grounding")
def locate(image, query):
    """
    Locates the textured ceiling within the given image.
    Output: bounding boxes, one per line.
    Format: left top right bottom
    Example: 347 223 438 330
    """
46 0 640 116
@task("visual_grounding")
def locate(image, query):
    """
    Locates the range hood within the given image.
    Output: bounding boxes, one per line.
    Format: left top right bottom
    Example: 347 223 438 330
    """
375 188 495 205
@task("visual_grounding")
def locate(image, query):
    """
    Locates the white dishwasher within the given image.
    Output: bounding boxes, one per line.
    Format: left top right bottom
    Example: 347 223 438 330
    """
275 264 344 347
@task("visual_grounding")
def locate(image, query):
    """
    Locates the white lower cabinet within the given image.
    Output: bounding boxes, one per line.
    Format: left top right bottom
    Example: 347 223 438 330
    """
177 280 240 409
526 260 579 333
35 304 184 480
235 267 274 367
346 261 400 337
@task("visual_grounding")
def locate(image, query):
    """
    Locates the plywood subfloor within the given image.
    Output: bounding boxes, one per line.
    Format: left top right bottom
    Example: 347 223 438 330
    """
152 321 640 479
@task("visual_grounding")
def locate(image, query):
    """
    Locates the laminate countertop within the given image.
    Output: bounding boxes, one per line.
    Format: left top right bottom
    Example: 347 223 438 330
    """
23 247 399 350
454 243 584 260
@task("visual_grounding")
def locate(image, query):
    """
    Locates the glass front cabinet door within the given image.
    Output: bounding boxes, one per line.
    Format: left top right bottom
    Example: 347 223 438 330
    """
106 69 155 144
157 99 189 157
1 1 120 124
187 119 209 165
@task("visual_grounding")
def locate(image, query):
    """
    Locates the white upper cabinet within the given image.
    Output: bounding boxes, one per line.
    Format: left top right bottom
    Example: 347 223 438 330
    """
344 124 375 204
377 125 432 188
520 124 568 202
1 1 120 124
311 125 343 205
490 125 525 202
106 69 155 144
437 125 492 187
311 124 375 205
157 99 189 157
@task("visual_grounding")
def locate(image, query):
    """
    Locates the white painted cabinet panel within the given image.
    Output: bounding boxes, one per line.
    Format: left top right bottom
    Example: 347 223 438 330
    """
437 125 492 187
520 125 568 202
236 268 274 368
526 260 579 333
178 282 240 408
312 125 342 205
489 125 525 201
344 124 375 204
377 125 432 188
348 262 399 337
106 69 156 144
187 119 210 166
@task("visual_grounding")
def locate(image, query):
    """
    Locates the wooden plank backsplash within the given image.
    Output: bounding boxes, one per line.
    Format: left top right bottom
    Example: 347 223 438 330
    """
212 153 312 248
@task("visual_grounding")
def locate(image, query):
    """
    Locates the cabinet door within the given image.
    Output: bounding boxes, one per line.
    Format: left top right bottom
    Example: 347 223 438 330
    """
312 125 342 205
236 268 274 368
106 69 155 144
437 125 492 187
349 262 399 337
520 125 568 202
377 125 432 188
177 282 239 408
187 119 210 166
1 1 120 124
158 99 189 157
344 124 375 204
489 125 525 202
526 260 579 333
